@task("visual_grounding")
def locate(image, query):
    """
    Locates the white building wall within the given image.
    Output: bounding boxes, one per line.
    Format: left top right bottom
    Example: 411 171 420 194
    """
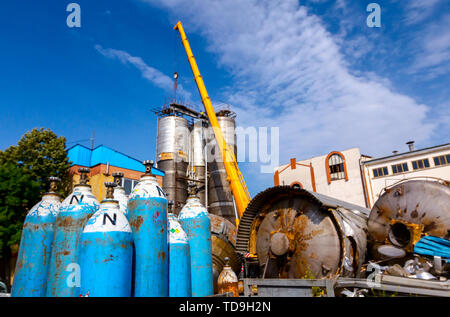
276 144 450 210
363 145 450 207
276 148 368 207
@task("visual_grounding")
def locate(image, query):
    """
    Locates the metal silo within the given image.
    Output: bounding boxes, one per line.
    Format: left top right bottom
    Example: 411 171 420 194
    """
46 168 100 297
80 182 133 297
128 160 168 297
207 110 237 224
12 177 62 297
156 115 190 214
191 120 207 206
168 212 191 297
179 184 213 297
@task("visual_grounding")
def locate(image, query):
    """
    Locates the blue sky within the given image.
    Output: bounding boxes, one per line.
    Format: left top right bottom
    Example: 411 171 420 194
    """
0 0 449 196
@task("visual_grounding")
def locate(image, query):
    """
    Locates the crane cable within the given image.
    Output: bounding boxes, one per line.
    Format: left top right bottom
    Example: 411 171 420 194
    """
173 28 179 102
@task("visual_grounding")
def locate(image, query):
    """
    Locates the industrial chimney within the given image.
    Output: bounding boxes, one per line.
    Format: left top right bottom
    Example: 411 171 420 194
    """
406 141 415 152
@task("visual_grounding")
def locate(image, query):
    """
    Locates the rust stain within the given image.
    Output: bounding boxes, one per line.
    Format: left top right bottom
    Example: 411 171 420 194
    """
130 216 144 231
128 199 137 210
218 281 239 297
16 257 24 271
158 251 166 262
424 221 437 232
42 243 47 266
103 254 114 262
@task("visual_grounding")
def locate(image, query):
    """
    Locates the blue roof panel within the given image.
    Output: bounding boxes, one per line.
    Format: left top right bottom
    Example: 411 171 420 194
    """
67 144 91 167
67 144 164 176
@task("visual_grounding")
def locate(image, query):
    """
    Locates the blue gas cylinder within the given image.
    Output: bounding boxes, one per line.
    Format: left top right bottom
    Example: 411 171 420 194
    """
11 177 62 297
168 212 191 297
127 160 168 297
46 168 99 297
79 182 133 297
178 185 213 297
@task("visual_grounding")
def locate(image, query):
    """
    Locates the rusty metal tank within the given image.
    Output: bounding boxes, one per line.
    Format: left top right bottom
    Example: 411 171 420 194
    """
179 186 213 297
236 186 369 279
128 160 168 297
217 257 239 297
46 168 100 297
207 110 237 224
156 115 190 214
209 213 241 293
12 177 62 297
367 179 450 260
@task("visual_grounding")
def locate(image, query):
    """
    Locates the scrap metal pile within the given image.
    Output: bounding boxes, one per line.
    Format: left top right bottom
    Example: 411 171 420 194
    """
365 179 450 281
8 157 450 297
237 179 450 296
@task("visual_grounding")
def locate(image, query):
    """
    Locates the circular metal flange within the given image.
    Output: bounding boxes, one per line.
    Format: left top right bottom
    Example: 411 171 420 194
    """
236 186 345 279
270 232 290 256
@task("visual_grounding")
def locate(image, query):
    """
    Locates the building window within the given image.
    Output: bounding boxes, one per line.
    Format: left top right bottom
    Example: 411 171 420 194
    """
122 178 139 195
412 159 430 170
433 155 450 167
373 166 388 178
325 151 348 184
328 154 346 180
391 163 409 174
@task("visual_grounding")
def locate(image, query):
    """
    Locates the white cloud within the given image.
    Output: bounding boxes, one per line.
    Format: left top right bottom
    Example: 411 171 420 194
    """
403 0 441 25
95 45 192 100
142 0 435 164
408 14 450 78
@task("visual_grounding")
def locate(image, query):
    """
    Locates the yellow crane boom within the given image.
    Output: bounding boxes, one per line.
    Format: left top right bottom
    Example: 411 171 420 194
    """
174 21 251 226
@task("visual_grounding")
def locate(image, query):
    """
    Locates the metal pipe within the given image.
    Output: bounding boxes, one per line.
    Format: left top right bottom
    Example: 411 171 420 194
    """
203 121 208 209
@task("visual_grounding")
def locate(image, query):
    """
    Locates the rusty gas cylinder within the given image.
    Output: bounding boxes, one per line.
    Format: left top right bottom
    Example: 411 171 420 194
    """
217 257 239 297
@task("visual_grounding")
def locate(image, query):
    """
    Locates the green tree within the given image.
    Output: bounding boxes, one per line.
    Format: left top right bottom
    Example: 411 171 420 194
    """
0 163 41 289
0 163 41 252
0 128 72 196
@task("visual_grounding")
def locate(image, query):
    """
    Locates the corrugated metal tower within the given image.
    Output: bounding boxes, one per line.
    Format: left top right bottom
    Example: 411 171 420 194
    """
207 109 237 224
154 102 207 214
156 114 190 213
191 119 207 206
